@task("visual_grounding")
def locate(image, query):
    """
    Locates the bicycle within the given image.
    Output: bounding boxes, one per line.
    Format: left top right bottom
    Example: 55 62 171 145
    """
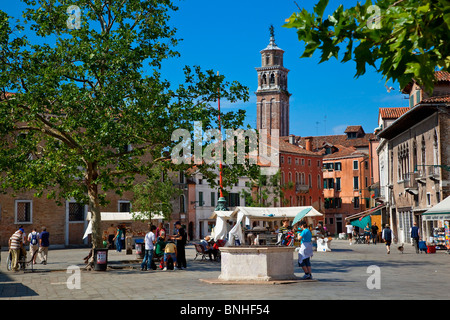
6 248 39 272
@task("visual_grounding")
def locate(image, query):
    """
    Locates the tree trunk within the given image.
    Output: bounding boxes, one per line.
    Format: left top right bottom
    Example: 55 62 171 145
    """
87 162 102 249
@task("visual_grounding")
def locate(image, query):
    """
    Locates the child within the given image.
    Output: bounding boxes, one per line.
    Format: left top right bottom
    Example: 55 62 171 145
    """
163 240 178 271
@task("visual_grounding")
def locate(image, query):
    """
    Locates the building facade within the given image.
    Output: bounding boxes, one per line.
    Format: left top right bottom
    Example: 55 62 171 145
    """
378 71 450 244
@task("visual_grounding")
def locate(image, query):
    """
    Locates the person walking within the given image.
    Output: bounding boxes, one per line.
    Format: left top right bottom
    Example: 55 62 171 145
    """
345 223 354 245
171 221 187 269
28 228 40 264
113 225 123 252
410 222 421 254
297 220 314 280
382 224 394 254
371 222 379 245
9 228 24 271
38 227 50 264
141 225 156 271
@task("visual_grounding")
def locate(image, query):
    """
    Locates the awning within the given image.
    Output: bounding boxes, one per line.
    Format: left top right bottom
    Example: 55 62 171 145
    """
345 204 386 221
86 211 165 221
423 196 450 221
83 211 165 239
229 206 323 221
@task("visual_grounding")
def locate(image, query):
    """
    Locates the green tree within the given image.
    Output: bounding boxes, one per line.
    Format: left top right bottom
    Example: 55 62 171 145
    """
0 0 249 248
241 169 289 207
283 0 450 93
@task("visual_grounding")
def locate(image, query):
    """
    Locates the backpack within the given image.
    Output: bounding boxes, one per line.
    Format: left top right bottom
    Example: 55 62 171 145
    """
384 229 392 242
30 232 38 245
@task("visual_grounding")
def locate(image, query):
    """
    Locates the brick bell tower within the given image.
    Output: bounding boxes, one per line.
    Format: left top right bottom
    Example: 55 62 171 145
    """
256 25 291 137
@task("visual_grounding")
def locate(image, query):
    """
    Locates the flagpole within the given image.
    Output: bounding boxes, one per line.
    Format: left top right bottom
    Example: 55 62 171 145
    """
217 71 224 198
215 71 227 211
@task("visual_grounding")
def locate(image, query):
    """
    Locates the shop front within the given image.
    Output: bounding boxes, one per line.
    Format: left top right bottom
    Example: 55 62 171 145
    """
422 196 450 251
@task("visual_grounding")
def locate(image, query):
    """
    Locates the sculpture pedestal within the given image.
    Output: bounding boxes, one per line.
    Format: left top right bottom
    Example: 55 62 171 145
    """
218 246 297 282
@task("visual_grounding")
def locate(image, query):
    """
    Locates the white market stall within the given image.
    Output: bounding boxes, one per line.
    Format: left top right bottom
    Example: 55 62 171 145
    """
227 206 323 245
83 211 165 240
422 196 450 250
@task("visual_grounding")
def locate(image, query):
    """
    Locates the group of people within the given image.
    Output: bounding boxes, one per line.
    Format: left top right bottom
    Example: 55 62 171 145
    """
140 221 187 271
346 222 380 245
8 226 50 271
346 221 422 254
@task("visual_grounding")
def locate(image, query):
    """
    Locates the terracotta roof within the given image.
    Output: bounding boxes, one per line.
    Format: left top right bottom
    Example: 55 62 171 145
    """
278 138 321 157
434 71 450 82
322 144 367 160
296 132 376 152
344 125 364 133
402 71 450 93
420 94 450 104
379 107 409 119
0 92 15 100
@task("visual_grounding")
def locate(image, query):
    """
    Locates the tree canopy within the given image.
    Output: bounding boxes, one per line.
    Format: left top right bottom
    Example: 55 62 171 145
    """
283 0 450 93
0 0 250 247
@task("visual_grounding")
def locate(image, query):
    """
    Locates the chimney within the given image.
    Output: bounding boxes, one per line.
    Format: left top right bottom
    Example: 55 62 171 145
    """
305 137 313 151
289 134 295 144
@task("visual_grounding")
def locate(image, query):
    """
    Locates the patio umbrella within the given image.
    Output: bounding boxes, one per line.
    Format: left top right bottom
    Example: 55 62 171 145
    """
292 207 312 226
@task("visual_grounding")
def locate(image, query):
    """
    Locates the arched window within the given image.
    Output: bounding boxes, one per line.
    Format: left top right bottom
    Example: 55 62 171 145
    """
270 73 275 84
179 195 185 213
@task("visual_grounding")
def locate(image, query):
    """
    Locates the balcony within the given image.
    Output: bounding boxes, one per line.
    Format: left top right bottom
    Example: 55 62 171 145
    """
295 183 310 194
427 166 440 181
400 172 418 195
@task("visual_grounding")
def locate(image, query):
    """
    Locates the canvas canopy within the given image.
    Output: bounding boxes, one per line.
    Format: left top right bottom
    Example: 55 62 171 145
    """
229 206 323 221
227 206 323 245
83 211 165 239
209 211 234 241
423 196 450 221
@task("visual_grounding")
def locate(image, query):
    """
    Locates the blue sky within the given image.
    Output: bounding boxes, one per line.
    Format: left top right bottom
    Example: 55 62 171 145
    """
2 0 409 137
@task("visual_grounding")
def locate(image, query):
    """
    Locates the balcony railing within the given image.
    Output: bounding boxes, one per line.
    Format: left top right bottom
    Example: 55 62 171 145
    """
295 183 310 193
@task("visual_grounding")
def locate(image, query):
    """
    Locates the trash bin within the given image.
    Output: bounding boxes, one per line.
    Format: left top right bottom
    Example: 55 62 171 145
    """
135 239 145 259
93 248 108 271
126 236 133 255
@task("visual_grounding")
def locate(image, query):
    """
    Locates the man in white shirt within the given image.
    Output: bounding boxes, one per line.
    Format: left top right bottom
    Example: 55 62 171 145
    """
141 225 156 271
346 223 354 245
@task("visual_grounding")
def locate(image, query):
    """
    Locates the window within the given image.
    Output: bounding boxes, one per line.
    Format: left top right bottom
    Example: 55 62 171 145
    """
179 171 185 184
353 197 360 209
426 193 431 207
287 157 291 165
199 192 204 207
301 159 305 166
415 90 421 105
211 192 215 207
69 202 85 222
227 193 241 207
308 159 311 166
336 177 341 191
335 162 342 171
15 200 32 223
324 178 334 189
317 175 321 189
118 201 131 212
281 156 284 164
295 158 299 165
353 160 358 170
353 177 359 190
180 195 186 213
308 174 312 188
